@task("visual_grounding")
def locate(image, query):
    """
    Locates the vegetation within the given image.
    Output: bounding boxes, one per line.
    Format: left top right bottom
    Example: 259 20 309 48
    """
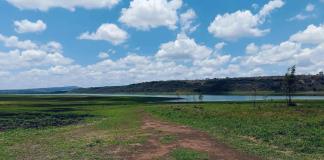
72 74 324 95
0 95 323 160
284 65 297 106
0 86 78 94
159 135 177 144
0 95 171 159
147 101 324 160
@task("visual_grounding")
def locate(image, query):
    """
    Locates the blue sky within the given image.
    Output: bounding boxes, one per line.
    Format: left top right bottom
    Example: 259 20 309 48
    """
0 0 324 89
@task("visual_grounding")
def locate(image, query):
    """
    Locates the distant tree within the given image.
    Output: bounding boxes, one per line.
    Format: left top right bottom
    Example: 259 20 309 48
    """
251 80 260 109
198 94 204 102
284 65 296 106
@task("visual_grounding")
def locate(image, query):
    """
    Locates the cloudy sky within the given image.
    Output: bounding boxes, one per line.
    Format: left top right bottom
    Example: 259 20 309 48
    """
0 0 324 89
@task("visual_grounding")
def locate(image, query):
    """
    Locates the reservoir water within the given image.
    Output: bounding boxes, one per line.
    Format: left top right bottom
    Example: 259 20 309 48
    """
55 93 324 102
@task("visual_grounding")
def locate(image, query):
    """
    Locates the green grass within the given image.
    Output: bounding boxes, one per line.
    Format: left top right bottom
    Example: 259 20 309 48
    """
1 95 323 160
0 95 157 160
160 135 177 144
147 101 324 160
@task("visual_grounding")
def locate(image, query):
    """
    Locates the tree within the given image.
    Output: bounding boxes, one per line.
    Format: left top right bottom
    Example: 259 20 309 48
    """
251 80 260 110
284 65 296 106
198 94 204 102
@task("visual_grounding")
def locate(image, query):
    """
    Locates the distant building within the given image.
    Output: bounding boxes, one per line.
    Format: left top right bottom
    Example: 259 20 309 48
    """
319 71 324 77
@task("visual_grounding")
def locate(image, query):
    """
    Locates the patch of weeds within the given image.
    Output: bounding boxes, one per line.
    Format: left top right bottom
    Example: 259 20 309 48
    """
170 148 208 160
160 135 177 144
0 112 94 131
41 107 77 113
86 138 104 148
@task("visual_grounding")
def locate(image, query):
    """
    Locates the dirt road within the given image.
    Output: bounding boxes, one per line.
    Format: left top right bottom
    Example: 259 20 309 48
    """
130 114 261 160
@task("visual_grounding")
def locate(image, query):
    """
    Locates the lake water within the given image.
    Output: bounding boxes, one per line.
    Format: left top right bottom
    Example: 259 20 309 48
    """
166 95 324 102
60 93 324 102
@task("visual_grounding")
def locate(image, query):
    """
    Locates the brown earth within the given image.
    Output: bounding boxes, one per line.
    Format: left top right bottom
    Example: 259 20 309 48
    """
130 114 261 160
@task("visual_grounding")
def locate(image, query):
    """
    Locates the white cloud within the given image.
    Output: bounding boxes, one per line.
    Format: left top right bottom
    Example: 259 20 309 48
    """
98 52 109 59
42 41 63 52
2 24 324 89
208 10 268 40
119 0 182 30
180 9 198 34
208 0 284 40
238 24 324 75
156 34 212 62
242 41 301 66
6 0 120 11
258 0 284 18
288 13 314 21
79 23 128 45
245 43 259 54
288 3 316 21
194 54 231 68
214 42 226 50
0 49 72 70
290 24 324 44
305 3 315 12
0 34 72 71
0 34 37 49
14 19 47 33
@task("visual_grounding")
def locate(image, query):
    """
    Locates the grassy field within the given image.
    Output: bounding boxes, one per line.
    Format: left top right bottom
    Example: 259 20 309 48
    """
147 101 324 160
0 95 169 159
0 95 323 160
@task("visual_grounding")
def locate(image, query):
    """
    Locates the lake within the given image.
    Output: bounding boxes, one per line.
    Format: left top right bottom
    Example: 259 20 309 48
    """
166 95 324 102
57 93 324 102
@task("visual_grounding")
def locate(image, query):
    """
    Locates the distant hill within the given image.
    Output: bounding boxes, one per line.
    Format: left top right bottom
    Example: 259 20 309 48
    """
0 86 79 94
72 74 324 95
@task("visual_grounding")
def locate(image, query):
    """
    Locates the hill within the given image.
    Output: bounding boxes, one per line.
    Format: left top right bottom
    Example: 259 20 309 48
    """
0 86 79 94
72 74 324 95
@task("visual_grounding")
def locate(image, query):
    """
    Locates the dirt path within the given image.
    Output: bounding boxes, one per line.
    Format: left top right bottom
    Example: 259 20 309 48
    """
130 114 261 160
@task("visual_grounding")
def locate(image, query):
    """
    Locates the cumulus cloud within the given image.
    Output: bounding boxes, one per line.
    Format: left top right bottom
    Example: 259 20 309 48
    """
180 9 198 34
119 0 182 30
290 24 324 44
0 34 38 49
0 34 72 71
242 41 301 66
14 19 47 33
6 0 120 11
79 23 128 45
156 34 212 62
245 43 259 54
239 24 324 75
2 24 324 89
258 0 284 18
208 0 284 40
0 48 72 71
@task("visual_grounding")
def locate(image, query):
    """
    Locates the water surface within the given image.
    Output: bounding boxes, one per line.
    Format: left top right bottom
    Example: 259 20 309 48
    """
54 93 324 102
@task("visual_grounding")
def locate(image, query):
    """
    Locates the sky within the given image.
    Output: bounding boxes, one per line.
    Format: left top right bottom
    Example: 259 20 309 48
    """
0 0 324 89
